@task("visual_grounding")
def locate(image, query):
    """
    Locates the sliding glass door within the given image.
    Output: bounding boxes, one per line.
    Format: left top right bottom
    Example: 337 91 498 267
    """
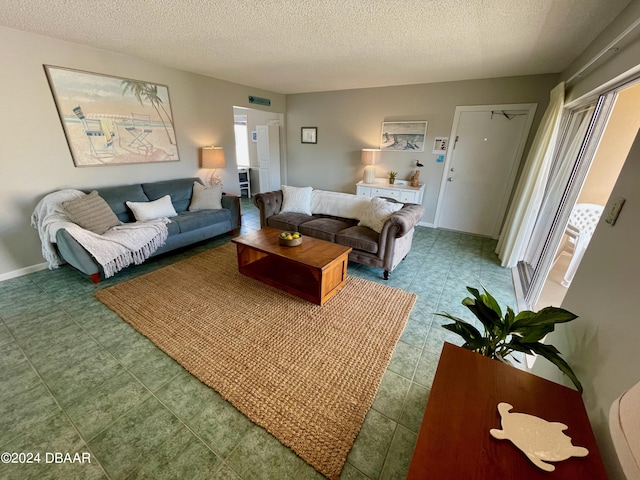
518 93 617 308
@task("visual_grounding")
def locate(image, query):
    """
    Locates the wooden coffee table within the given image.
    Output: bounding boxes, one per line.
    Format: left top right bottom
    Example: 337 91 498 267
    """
231 227 352 305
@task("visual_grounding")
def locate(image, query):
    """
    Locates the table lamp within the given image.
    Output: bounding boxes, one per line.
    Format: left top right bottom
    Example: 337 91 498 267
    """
361 149 380 184
201 146 226 186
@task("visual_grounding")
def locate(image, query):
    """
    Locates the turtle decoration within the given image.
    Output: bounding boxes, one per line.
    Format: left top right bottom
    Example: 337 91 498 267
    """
490 402 589 472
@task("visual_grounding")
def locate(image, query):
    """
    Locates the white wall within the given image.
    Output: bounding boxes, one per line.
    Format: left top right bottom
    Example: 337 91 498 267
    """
285 75 559 225
0 27 285 279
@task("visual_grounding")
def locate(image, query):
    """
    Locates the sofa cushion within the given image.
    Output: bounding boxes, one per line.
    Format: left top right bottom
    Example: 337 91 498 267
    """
266 212 314 231
127 195 178 222
171 209 231 233
142 178 199 213
358 197 404 233
165 219 181 236
281 185 313 215
299 218 356 242
97 184 149 223
62 190 121 235
335 226 379 254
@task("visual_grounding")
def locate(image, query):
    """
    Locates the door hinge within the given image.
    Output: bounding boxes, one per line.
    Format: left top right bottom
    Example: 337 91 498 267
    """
453 136 459 149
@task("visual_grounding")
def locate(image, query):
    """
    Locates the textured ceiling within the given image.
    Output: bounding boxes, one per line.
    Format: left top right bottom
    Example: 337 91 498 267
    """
0 0 632 94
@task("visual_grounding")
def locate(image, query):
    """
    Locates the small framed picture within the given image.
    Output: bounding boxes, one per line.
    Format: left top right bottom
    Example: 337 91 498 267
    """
251 130 257 142
433 136 448 153
301 127 317 144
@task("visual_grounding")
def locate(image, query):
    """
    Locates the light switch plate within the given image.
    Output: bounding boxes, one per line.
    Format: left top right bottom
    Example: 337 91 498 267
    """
605 197 625 226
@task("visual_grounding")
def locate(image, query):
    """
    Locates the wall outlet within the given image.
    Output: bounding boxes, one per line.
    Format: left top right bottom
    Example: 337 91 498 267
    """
605 197 625 226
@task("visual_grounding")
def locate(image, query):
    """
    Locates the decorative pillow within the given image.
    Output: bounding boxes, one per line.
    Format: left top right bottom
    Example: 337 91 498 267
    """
126 195 178 222
281 185 313 215
62 190 120 235
188 182 223 211
358 197 404 233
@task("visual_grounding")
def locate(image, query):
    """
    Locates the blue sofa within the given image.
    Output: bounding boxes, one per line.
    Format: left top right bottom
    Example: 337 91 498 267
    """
55 177 240 282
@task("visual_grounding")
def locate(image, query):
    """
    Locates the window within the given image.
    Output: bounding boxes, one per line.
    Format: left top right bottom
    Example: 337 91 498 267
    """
234 115 250 167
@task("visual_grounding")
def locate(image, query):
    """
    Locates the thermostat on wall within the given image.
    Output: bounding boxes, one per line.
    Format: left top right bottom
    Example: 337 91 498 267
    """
605 197 625 226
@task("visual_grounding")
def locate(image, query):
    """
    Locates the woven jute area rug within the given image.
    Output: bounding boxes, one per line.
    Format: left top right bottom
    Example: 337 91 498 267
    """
96 242 416 479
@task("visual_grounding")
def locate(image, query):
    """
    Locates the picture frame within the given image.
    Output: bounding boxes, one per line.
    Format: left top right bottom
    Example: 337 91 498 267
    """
251 130 258 142
433 136 449 153
380 121 428 152
44 65 180 167
301 127 317 144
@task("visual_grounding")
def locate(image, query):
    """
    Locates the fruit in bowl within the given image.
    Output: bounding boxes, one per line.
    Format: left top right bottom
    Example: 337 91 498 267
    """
279 231 303 246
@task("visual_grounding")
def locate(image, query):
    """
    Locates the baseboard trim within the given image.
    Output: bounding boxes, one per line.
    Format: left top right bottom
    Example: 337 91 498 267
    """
417 221 435 228
0 263 48 283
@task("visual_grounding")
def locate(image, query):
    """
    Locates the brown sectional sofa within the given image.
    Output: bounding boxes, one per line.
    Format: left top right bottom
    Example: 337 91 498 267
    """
253 189 424 279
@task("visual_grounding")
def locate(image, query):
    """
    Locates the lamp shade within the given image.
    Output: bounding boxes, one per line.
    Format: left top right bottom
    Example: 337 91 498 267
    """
201 146 226 169
361 148 381 165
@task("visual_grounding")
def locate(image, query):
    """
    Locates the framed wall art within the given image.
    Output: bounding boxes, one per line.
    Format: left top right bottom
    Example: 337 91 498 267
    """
301 127 317 144
44 65 180 167
380 121 427 152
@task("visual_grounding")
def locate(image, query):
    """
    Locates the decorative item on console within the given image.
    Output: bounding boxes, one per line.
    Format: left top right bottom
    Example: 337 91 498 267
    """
410 170 421 187
388 171 398 184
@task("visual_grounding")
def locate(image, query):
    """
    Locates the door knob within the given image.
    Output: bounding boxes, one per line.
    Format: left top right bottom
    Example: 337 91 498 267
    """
447 177 453 182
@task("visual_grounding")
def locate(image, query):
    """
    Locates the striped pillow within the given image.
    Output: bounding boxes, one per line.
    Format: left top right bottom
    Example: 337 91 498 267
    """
62 190 120 235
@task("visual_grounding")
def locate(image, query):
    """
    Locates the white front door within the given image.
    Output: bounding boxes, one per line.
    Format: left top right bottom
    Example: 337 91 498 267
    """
435 104 536 238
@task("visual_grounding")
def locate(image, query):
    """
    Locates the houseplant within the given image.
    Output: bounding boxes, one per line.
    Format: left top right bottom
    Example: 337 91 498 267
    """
389 171 398 184
437 286 583 393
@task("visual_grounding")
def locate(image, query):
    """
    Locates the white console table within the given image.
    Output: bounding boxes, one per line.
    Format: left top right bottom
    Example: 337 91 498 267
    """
356 178 424 204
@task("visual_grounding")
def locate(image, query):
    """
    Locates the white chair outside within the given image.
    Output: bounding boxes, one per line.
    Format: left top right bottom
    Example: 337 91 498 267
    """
552 203 604 287
238 168 251 198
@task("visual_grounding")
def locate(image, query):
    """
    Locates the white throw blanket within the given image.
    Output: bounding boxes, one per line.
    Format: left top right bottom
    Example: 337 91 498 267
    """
311 190 371 220
32 189 169 278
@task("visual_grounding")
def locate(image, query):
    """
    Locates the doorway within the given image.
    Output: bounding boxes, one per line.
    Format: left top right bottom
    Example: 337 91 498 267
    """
232 106 285 196
435 104 537 238
533 81 640 309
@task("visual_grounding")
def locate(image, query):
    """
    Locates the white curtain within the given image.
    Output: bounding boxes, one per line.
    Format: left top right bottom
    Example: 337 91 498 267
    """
496 82 565 267
523 104 596 267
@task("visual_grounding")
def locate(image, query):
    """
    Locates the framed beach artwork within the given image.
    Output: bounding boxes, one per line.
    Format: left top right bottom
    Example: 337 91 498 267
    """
44 65 180 167
380 121 428 152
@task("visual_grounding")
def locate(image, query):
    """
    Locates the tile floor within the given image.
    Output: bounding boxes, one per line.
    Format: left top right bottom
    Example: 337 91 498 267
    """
0 197 516 480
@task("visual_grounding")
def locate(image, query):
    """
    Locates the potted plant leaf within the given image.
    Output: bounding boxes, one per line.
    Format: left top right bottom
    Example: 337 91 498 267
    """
389 171 398 184
437 286 583 393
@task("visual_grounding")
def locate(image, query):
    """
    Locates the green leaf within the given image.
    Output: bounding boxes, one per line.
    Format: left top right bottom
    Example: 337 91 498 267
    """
480 287 503 318
526 342 583 393
512 306 577 329
512 324 556 343
463 297 502 333
466 286 482 301
504 306 516 330
442 321 487 352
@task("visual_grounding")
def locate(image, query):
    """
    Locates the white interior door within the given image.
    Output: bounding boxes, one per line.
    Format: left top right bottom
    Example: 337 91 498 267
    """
256 125 270 169
436 105 536 238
